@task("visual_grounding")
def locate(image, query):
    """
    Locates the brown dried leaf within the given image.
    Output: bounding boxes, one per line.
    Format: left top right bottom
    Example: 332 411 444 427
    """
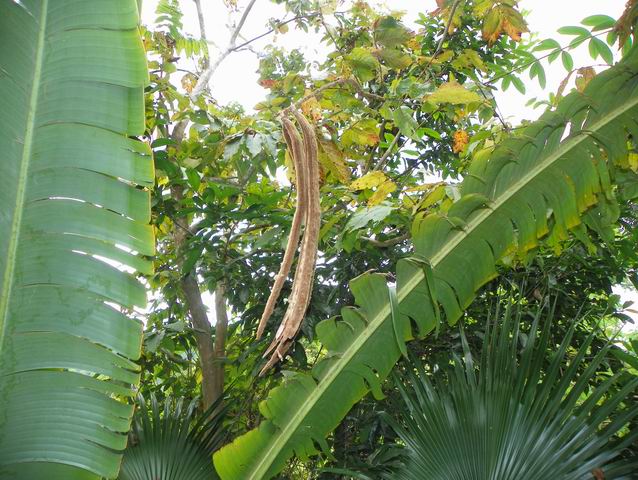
482 5 528 46
615 0 638 47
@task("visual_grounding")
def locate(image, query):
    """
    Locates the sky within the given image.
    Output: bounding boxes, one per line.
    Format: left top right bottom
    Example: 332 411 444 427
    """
140 0 638 326
141 0 627 115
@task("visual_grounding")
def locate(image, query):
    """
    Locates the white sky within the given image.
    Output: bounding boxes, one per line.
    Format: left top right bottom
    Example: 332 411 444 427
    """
141 0 638 327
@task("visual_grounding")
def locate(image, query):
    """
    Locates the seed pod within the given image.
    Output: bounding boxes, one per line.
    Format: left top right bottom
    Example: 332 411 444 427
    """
255 117 308 339
260 109 321 374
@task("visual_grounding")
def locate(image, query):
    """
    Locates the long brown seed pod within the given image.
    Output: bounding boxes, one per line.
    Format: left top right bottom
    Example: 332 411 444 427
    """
261 109 321 374
256 118 309 339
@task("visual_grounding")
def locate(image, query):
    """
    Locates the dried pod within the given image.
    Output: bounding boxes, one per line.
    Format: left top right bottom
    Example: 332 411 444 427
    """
260 109 321 374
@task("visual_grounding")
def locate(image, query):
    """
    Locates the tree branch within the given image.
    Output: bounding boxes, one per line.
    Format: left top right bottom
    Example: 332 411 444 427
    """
193 0 208 44
190 0 259 100
164 0 261 412
428 0 463 68
362 232 410 248
372 133 401 171
170 184 217 410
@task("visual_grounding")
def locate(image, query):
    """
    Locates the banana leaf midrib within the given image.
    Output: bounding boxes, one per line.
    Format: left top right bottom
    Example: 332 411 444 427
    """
243 94 638 479
0 0 49 347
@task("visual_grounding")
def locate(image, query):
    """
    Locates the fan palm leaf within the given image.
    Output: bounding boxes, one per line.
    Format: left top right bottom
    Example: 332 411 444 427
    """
383 306 638 479
119 394 227 480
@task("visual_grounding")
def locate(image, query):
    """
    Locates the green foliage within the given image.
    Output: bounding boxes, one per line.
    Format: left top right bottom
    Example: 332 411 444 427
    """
0 1 151 478
213 45 638 479
384 305 638 479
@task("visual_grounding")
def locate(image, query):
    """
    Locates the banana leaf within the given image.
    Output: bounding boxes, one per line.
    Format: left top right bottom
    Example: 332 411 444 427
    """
0 1 151 478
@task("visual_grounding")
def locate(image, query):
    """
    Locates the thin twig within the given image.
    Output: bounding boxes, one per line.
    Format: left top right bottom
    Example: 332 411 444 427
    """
372 133 401 171
425 0 464 70
362 232 410 248
230 14 317 52
190 0 259 100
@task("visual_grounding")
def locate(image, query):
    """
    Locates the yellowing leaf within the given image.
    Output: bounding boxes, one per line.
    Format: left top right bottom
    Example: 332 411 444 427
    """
482 8 502 45
622 152 638 172
575 67 596 92
342 119 380 147
453 130 470 154
284 149 296 184
405 182 443 193
318 139 351 184
452 49 487 72
405 182 450 212
432 0 463 32
376 48 413 70
368 180 397 206
406 36 422 51
427 81 482 105
482 5 529 46
420 50 454 65
420 184 448 210
350 171 388 191
301 93 322 122
181 73 197 93
346 47 379 82
473 0 494 18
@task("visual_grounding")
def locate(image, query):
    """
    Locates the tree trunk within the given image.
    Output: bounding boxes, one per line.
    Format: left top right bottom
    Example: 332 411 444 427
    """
171 184 218 410
213 282 229 401
182 273 217 409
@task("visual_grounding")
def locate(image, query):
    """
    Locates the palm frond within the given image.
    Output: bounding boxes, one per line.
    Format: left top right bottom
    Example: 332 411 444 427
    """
119 394 228 480
384 305 638 479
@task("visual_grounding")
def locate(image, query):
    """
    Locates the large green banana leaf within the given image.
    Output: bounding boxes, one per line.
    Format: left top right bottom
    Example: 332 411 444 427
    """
0 1 151 479
213 47 638 478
